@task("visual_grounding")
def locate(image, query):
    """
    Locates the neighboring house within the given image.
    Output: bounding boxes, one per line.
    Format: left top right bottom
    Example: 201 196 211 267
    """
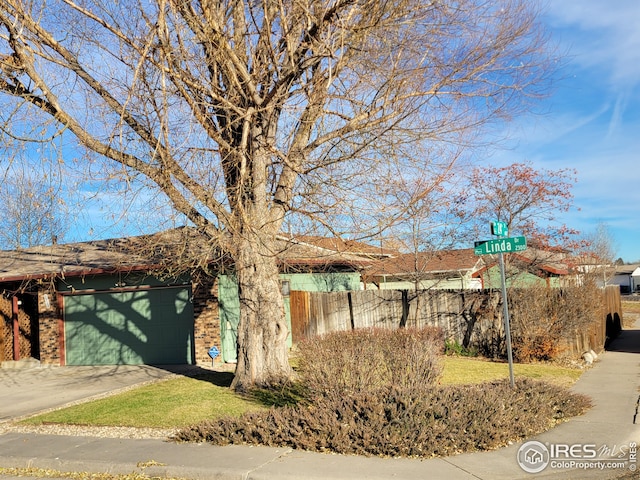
568 253 615 288
0 229 378 366
633 267 640 293
472 248 571 289
606 264 640 294
362 247 573 291
362 249 484 290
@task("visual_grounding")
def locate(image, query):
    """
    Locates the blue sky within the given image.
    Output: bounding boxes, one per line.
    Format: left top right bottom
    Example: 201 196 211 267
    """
493 1 640 261
64 1 640 261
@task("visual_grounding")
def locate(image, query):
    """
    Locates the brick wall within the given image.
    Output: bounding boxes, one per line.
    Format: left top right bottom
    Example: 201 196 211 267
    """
38 288 61 365
192 274 222 365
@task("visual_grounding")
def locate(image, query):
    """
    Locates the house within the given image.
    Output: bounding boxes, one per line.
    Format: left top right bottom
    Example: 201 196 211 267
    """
606 263 640 294
0 229 378 367
0 228 217 366
362 249 484 290
566 253 615 288
472 248 571 289
362 247 573 291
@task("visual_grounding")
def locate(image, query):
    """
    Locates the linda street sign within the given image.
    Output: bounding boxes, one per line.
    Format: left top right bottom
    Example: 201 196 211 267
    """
474 236 527 256
473 224 526 388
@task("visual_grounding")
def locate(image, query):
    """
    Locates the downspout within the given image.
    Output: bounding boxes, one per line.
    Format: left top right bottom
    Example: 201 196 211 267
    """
12 295 19 361
58 292 65 366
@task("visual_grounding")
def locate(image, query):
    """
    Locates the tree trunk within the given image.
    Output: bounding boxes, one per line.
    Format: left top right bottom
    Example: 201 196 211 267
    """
230 231 292 391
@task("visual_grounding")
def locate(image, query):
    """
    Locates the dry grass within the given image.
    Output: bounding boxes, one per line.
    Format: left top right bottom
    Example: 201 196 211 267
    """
0 467 188 480
622 301 640 313
622 301 640 328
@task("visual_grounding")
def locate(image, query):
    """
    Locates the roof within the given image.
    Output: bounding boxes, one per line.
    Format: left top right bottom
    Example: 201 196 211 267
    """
471 248 571 278
364 249 482 278
273 235 381 271
364 246 573 281
612 263 640 276
0 229 380 283
0 229 205 283
283 235 397 258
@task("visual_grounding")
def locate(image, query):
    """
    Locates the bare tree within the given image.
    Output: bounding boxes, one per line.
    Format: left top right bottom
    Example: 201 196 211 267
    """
0 152 67 249
574 222 617 287
0 0 552 389
585 223 616 264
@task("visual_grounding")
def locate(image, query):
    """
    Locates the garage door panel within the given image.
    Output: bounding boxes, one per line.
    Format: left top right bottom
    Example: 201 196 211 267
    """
65 287 193 366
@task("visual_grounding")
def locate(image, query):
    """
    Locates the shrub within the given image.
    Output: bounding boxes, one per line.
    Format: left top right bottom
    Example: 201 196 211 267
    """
296 327 444 400
508 283 603 362
172 378 591 457
172 328 590 457
444 338 478 357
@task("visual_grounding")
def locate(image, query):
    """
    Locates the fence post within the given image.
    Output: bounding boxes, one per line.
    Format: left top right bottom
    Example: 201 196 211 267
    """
347 291 355 330
400 290 409 328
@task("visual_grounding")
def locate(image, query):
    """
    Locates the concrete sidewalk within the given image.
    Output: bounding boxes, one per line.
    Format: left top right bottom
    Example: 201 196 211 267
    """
1 330 639 479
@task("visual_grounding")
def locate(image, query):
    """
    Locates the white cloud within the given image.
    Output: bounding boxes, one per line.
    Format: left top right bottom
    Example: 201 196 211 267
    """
546 0 640 90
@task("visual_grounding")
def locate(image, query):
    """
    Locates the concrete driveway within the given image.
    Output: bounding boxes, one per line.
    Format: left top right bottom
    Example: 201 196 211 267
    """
0 365 180 422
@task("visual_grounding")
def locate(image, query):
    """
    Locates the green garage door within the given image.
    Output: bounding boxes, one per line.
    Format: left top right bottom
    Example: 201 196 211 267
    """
64 287 194 365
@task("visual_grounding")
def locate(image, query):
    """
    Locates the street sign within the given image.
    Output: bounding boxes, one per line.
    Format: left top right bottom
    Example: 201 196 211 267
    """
491 221 508 236
472 232 527 388
474 236 527 255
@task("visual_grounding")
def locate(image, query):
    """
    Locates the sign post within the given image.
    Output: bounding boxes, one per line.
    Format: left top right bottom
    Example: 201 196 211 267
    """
474 223 526 388
497 249 515 388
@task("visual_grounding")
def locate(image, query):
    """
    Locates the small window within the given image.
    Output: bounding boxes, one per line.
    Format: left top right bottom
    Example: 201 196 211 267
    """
280 280 291 296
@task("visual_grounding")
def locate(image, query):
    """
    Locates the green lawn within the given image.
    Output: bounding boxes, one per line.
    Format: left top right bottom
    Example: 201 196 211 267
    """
441 356 582 388
21 371 266 429
21 357 583 429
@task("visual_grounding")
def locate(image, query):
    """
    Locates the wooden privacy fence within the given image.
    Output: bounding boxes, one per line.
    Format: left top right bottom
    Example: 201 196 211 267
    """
290 289 504 350
557 285 620 356
290 287 620 357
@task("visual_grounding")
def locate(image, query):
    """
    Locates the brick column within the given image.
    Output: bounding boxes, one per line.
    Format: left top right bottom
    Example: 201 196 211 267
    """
38 288 61 365
192 275 222 365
